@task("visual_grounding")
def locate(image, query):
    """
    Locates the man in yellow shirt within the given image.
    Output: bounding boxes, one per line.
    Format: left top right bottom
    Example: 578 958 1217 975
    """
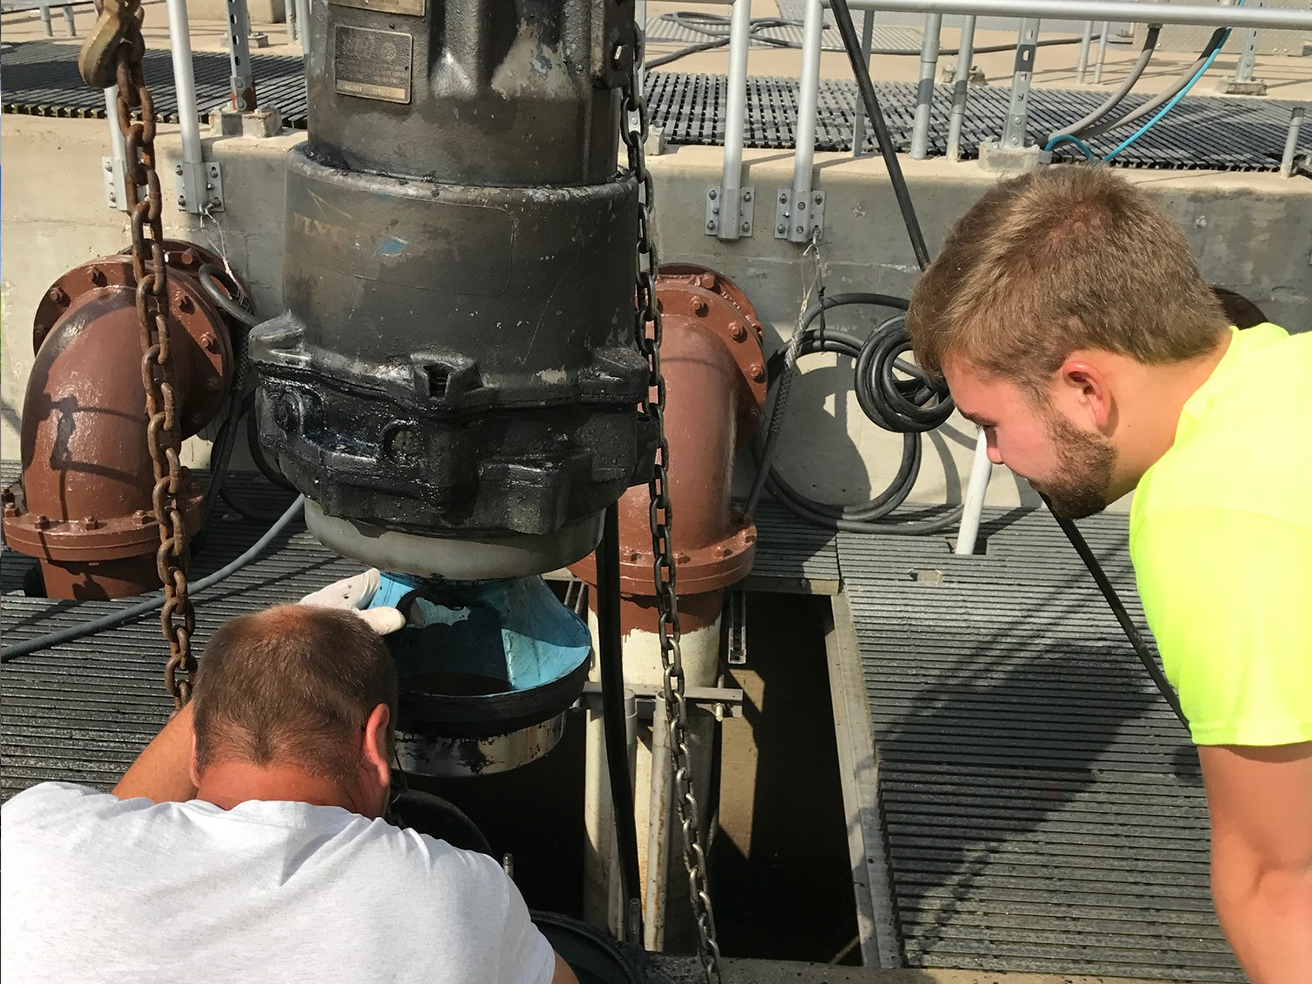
907 165 1311 984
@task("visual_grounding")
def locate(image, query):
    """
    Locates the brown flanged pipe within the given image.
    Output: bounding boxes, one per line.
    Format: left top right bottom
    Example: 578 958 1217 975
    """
2 242 241 599
571 263 767 630
572 263 766 943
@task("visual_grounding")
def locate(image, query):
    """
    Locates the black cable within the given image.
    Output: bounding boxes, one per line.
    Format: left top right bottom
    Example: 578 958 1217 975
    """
198 263 260 329
1 495 305 664
245 399 298 491
1047 504 1189 730
748 295 960 535
595 503 644 944
828 0 931 270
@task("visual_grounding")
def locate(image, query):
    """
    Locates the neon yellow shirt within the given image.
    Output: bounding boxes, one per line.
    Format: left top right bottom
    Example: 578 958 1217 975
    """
1130 323 1312 747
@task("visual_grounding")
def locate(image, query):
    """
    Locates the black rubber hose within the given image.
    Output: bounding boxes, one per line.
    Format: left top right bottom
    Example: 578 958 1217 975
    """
245 395 298 492
595 503 644 942
0 495 305 664
1048 504 1189 730
197 263 260 329
828 0 931 270
747 295 961 535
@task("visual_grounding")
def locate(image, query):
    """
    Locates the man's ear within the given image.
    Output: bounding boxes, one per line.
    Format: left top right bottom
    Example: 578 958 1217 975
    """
1055 357 1115 432
360 703 392 791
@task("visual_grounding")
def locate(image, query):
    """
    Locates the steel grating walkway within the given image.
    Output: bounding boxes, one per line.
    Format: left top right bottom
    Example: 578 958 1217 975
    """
3 40 1309 170
834 509 1238 981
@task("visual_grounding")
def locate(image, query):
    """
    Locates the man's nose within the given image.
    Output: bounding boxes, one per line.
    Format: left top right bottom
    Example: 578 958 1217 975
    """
985 432 1004 466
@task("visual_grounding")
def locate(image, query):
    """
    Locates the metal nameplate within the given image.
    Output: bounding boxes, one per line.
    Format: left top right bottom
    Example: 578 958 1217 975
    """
333 25 413 104
330 0 425 16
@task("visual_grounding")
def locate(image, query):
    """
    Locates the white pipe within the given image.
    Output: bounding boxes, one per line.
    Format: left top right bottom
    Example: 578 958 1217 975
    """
720 0 752 238
1280 106 1305 178
164 0 203 167
910 13 942 159
955 428 993 556
789 0 825 242
1074 20 1094 82
1093 20 1109 84
295 0 311 54
945 14 975 160
828 0 1312 31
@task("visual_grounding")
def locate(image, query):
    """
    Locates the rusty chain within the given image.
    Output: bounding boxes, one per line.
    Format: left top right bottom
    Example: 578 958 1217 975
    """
621 48 724 984
81 0 197 708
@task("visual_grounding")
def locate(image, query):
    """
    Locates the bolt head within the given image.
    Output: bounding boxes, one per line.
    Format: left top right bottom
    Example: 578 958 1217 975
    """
180 249 197 266
692 298 709 317
82 516 99 530
778 192 788 203
729 322 746 341
796 225 804 234
699 273 716 289
133 509 150 526
201 331 218 352
178 295 195 314
742 222 750 232
708 189 717 200
707 220 716 230
175 164 183 175
749 362 766 383
776 223 786 234
385 426 418 463
797 200 806 211
104 160 113 171
48 286 69 305
2 503 17 518
34 515 49 530
89 267 106 285
743 191 752 202
814 194 823 204
178 196 187 207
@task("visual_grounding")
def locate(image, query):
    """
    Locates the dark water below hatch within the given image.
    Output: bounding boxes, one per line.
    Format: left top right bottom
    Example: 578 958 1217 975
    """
407 670 510 697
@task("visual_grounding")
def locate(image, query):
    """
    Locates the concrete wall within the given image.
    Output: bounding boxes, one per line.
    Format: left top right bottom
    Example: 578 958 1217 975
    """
4 115 1310 511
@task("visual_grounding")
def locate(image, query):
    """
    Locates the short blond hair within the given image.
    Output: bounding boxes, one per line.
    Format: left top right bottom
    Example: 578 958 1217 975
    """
907 166 1228 391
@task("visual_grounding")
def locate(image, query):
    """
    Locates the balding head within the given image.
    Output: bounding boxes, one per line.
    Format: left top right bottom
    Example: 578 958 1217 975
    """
192 604 398 784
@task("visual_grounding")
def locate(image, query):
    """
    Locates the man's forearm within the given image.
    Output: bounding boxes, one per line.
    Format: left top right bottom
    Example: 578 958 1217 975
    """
1213 852 1312 984
112 702 198 803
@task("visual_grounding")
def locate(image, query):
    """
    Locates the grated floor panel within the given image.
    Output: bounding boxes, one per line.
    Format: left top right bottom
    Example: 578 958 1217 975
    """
836 508 1240 981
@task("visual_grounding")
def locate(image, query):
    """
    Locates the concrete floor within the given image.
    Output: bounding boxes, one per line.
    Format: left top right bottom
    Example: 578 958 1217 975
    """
4 0 1309 101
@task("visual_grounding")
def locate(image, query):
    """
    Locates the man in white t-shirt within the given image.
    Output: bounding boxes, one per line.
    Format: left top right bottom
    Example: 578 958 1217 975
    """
1 604 577 984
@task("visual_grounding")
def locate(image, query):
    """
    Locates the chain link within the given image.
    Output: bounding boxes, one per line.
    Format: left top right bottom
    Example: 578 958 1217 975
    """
87 7 197 708
621 62 723 984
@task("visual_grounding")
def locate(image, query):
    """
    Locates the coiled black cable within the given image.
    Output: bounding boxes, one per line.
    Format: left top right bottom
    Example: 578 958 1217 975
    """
749 293 960 535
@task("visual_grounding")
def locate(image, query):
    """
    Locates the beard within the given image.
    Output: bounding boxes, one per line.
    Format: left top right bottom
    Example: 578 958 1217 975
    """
1029 410 1117 519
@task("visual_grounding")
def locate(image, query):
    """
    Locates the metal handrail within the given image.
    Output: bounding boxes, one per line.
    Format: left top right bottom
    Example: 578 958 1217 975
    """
829 0 1312 31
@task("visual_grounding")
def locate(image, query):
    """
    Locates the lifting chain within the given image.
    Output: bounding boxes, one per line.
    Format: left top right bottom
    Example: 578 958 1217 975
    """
80 0 197 708
621 46 724 984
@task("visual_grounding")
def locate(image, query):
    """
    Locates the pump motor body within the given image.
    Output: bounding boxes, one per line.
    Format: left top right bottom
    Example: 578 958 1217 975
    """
250 0 654 580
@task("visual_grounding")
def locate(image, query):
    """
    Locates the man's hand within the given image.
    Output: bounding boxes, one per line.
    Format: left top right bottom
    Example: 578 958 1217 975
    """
1200 742 1312 984
299 569 406 635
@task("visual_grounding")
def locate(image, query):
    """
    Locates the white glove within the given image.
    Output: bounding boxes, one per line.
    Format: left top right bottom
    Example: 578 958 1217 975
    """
298 569 407 635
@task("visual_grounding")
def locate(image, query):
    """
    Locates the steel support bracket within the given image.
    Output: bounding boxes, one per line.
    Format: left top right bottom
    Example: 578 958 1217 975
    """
578 683 744 721
176 160 223 213
775 188 825 242
705 185 754 240
725 589 747 666
101 155 129 211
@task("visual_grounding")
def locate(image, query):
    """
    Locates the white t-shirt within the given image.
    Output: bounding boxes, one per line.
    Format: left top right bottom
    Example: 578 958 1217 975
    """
1 781 555 984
